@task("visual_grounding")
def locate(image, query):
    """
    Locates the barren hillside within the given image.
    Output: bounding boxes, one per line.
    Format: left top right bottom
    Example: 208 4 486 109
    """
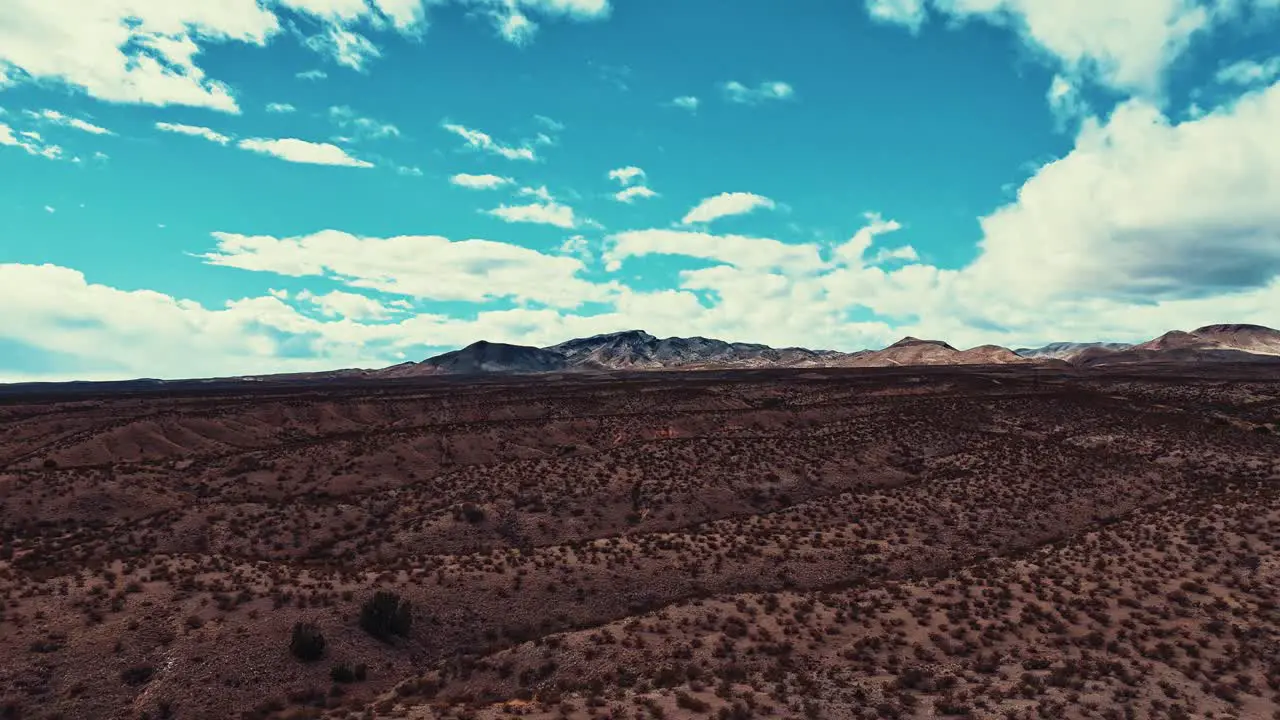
0 364 1278 719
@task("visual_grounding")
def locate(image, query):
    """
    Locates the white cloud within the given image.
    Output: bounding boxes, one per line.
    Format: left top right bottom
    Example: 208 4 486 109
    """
0 262 391 381
682 192 777 225
157 122 376 170
26 109 112 135
608 167 656 202
155 122 232 145
488 201 577 229
1046 74 1091 129
450 173 514 189
443 122 536 161
297 69 328 81
669 96 700 112
328 105 400 139
303 25 382 71
955 79 1280 307
518 185 555 202
157 120 370 170
298 289 394 320
559 234 590 259
606 229 825 272
397 165 423 176
0 121 64 160
371 0 429 31
277 0 375 22
0 0 278 113
915 0 1224 96
865 0 928 31
236 137 375 167
44 206 55 214
534 114 565 131
832 212 904 264
1216 56 1280 86
608 166 645 185
870 245 920 264
266 102 297 113
615 185 658 203
0 0 614 116
722 80 795 104
202 229 607 308
466 0 612 45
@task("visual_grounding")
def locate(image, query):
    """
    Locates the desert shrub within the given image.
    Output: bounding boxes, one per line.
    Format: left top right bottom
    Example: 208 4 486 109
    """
290 621 326 662
675 691 709 712
330 662 367 683
121 664 155 686
359 591 412 641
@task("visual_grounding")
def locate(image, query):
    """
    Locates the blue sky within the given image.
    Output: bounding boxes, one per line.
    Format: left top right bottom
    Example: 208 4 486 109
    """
1 0 1279 380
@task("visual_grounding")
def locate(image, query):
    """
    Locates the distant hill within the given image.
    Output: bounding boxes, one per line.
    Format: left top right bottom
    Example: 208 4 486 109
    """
371 324 1280 377
15 324 1279 388
831 337 1028 368
410 341 570 375
1015 342 1134 362
547 330 843 370
1077 324 1280 367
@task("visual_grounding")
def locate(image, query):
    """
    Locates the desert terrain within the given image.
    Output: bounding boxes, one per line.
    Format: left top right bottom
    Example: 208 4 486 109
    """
1 362 1279 719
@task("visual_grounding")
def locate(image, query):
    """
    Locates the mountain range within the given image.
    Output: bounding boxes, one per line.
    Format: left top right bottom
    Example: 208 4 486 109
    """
370 323 1280 377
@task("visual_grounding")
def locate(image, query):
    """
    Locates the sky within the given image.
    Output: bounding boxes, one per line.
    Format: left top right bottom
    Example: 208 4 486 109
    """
1 0 1279 381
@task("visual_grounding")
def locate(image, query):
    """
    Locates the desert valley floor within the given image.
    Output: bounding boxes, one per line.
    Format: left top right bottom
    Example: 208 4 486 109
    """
1 364 1279 719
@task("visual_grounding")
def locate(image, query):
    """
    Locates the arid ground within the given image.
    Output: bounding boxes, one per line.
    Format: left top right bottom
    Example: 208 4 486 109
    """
1 364 1279 719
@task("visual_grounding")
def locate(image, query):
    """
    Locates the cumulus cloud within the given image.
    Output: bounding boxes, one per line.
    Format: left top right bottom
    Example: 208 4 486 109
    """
669 96 700 112
0 262 387 381
682 192 777 225
25 109 112 135
0 0 610 114
608 166 657 201
236 137 375 167
870 245 921 264
475 0 612 44
721 80 795 104
962 79 1280 303
202 229 606 308
450 173 514 189
608 166 645 185
0 0 277 113
832 212 905 265
1216 56 1280 86
1046 74 1091 129
875 0 1254 96
297 289 394 320
328 105 400 139
487 201 578 229
865 0 927 31
0 121 64 160
443 122 536 161
303 25 382 71
266 102 297 113
156 121 371 167
606 229 825 272
155 122 232 145
615 185 658 203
